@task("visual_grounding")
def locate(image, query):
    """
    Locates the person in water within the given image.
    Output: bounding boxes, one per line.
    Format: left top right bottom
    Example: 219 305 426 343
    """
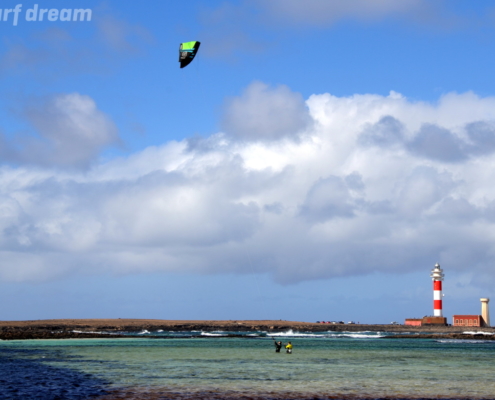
274 341 282 352
286 342 293 354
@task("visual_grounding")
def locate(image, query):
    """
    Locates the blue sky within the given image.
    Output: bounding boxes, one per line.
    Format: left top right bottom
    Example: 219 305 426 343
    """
1 0 495 323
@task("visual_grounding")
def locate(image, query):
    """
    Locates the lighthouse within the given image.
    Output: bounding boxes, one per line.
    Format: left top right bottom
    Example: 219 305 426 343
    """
430 263 444 317
404 262 447 326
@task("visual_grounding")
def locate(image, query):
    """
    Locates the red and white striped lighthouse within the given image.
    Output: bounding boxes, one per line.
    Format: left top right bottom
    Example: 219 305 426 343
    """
430 263 444 317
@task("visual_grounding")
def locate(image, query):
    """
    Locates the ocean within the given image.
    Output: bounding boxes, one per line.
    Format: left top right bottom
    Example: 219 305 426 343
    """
1 329 495 399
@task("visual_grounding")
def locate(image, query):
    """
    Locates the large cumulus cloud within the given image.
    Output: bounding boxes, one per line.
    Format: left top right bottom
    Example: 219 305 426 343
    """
3 85 495 286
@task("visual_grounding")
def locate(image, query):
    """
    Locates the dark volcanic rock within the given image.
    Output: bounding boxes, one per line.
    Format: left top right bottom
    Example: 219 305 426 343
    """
0 329 128 340
1 319 495 340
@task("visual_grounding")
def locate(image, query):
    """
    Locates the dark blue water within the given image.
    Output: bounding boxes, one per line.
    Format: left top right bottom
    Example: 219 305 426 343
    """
0 348 108 400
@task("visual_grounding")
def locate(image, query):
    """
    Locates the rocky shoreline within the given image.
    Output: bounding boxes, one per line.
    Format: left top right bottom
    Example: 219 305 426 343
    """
384 332 495 340
1 319 494 340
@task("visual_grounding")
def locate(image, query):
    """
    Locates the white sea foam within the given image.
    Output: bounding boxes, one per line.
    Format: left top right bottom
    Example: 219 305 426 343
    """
463 331 495 335
341 333 386 339
335 330 384 335
201 332 225 336
138 330 150 335
437 339 493 344
268 329 323 337
320 331 386 339
267 330 385 339
157 330 163 332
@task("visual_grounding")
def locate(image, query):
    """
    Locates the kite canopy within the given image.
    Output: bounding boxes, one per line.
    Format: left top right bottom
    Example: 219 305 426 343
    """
179 41 201 68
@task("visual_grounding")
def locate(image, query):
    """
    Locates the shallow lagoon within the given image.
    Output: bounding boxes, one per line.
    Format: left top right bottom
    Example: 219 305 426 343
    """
2 331 495 399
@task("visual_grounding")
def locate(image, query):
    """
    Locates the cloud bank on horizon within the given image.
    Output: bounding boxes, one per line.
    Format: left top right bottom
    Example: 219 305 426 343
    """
2 82 495 287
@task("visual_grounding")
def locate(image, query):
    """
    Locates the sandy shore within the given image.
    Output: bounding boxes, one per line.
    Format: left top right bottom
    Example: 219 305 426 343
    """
1 318 494 340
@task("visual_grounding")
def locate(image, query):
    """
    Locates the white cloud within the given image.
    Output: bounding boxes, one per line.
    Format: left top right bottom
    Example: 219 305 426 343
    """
2 86 495 286
299 175 358 222
4 93 120 168
221 81 311 141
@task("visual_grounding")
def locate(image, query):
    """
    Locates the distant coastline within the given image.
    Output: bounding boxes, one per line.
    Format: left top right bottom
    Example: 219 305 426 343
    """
1 319 495 340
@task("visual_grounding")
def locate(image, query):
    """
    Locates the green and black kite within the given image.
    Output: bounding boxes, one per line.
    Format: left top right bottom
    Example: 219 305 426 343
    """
179 41 201 68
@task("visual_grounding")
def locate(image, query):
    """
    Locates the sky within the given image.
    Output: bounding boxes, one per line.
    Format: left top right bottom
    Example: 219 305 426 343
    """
1 0 495 324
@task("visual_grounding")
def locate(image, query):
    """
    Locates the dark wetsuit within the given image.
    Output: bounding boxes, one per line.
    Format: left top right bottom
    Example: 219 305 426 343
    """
275 341 282 352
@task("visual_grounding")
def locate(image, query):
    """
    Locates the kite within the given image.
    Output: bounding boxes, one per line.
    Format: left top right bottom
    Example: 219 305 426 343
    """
179 41 201 68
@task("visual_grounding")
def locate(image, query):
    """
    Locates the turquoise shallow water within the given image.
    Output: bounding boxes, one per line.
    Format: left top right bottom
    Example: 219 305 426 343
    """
2 330 495 399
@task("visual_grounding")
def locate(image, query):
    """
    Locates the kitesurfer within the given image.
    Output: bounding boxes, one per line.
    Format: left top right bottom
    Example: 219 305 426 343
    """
286 342 293 354
274 341 282 353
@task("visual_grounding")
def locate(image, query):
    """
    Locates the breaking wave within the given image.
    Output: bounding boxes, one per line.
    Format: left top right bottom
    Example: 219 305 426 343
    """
267 329 386 339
